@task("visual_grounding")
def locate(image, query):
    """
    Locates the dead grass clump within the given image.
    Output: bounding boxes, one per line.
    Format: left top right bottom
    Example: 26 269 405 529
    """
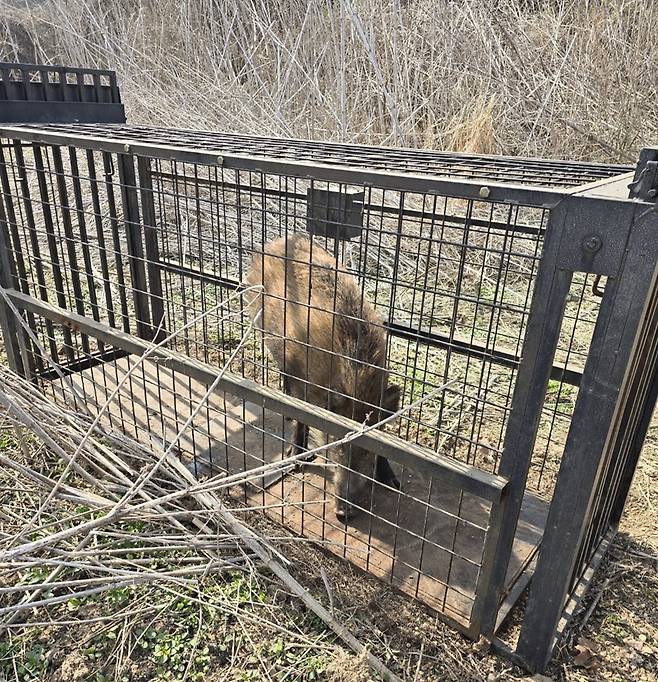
324 649 372 682
445 95 498 156
0 0 656 161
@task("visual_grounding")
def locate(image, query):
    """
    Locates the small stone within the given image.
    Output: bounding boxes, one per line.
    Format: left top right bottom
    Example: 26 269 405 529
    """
630 652 644 666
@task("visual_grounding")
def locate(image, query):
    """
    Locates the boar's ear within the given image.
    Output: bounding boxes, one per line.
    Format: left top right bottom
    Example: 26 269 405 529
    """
382 383 401 416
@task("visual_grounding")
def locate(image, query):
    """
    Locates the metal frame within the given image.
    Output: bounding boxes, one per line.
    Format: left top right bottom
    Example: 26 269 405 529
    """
491 192 658 668
0 113 655 672
0 124 598 206
2 121 631 185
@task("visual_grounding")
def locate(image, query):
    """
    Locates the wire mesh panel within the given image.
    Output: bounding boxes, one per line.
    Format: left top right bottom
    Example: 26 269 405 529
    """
0 142 144 365
144 159 554 470
0 124 654 670
8 122 632 187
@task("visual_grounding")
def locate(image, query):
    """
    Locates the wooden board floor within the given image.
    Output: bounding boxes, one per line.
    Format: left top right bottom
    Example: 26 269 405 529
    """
54 357 548 631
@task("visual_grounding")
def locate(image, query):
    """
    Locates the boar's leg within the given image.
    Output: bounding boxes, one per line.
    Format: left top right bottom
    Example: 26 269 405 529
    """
281 374 311 457
291 419 310 455
262 419 311 490
375 456 400 489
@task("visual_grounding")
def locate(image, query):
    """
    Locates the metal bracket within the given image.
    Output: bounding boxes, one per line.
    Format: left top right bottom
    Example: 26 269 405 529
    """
307 187 364 240
628 148 658 202
556 196 636 276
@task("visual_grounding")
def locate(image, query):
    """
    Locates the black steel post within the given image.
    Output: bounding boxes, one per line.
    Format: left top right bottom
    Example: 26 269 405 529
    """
474 203 573 637
0 192 25 374
137 156 166 342
117 152 152 340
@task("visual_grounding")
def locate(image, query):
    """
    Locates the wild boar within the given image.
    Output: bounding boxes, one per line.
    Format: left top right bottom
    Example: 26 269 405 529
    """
246 233 400 521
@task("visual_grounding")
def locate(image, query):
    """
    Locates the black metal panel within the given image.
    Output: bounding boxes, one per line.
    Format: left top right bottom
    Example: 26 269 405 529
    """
307 187 364 239
0 101 126 124
0 62 125 124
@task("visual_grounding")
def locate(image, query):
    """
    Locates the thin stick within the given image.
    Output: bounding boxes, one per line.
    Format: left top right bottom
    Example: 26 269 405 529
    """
165 454 403 682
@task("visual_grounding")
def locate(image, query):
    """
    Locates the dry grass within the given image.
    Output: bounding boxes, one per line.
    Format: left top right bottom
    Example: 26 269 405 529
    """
1 0 657 162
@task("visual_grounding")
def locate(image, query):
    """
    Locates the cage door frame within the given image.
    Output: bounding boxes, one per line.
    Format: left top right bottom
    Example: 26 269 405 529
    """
515 200 658 671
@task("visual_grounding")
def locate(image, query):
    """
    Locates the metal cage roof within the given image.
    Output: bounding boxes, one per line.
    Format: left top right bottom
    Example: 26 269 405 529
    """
9 122 633 189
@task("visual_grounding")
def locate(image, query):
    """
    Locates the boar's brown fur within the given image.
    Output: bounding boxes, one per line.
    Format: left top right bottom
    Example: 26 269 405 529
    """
246 233 400 521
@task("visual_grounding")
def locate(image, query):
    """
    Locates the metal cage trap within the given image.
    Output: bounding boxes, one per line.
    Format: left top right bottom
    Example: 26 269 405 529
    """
1 62 658 673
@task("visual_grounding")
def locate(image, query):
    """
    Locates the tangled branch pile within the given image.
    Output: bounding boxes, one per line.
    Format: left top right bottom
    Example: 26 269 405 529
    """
0 363 398 680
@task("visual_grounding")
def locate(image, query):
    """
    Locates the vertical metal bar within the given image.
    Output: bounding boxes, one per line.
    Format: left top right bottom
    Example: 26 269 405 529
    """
73 69 83 103
70 146 104 352
0 146 29 291
515 204 658 672
102 152 131 333
69 148 101 321
117 152 152 339
33 143 75 362
8 141 59 364
0 67 7 100
86 149 115 328
609 361 658 529
0 190 25 374
51 145 90 355
24 67 41 101
109 71 120 103
0 142 37 374
44 69 56 102
475 204 573 636
137 156 166 341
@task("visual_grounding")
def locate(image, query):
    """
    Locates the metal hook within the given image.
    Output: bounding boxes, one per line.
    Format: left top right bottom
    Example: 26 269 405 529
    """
592 274 605 297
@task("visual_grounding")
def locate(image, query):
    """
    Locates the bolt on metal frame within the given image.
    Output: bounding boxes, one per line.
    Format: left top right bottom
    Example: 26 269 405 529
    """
0 96 656 671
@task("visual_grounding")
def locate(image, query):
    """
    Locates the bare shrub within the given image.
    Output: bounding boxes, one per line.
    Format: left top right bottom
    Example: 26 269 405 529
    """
0 0 655 161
